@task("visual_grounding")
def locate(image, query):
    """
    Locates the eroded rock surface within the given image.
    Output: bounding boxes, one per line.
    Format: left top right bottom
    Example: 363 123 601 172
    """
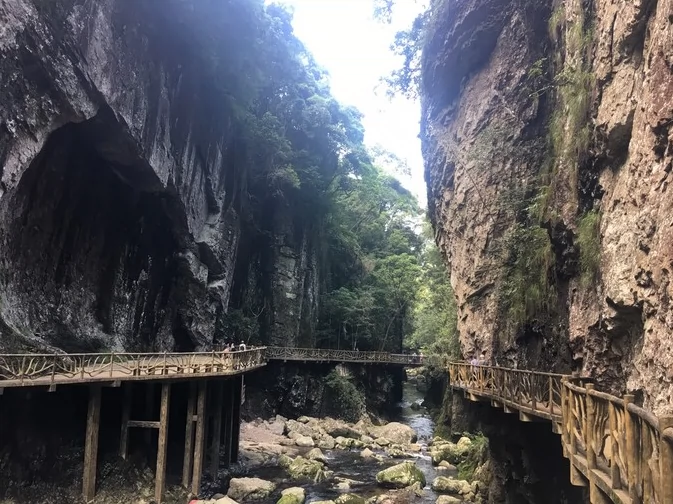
422 0 673 410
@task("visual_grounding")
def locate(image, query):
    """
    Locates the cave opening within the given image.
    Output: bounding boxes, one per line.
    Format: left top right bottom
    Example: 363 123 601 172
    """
0 109 183 352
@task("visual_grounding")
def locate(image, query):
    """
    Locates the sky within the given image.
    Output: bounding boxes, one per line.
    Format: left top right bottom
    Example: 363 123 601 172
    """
272 0 427 206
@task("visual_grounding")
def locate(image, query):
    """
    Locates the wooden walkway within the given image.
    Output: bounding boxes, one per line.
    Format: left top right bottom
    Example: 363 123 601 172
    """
448 362 673 504
266 346 430 366
0 348 267 388
0 347 431 389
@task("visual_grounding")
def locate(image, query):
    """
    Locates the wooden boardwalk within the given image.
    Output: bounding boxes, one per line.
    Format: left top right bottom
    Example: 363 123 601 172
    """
0 348 267 388
0 347 431 389
266 346 431 366
448 362 673 504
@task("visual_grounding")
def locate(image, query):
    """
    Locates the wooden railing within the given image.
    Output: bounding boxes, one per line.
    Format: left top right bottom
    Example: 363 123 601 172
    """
0 348 267 387
448 362 673 504
266 346 431 366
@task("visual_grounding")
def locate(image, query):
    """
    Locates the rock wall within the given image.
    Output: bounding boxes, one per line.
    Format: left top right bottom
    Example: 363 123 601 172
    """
422 0 673 412
0 0 318 352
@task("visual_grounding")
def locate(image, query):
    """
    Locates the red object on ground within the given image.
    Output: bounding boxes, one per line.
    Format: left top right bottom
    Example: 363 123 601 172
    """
189 500 199 504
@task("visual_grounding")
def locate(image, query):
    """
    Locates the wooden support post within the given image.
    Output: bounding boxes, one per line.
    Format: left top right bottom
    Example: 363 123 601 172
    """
223 380 234 468
155 382 171 504
586 384 596 470
624 394 640 504
182 382 197 488
210 381 224 478
145 383 154 446
82 386 102 503
191 381 207 497
608 402 621 489
120 383 132 459
231 376 242 464
561 380 569 447
659 416 673 504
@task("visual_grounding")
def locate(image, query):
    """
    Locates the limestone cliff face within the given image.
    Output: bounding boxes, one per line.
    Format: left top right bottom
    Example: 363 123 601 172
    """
0 0 317 352
422 0 673 413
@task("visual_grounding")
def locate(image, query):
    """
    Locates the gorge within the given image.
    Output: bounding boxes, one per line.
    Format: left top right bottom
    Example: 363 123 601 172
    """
1 0 673 503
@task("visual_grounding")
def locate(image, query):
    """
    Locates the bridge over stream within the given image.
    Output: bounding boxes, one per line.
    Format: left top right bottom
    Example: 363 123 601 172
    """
0 346 426 503
448 363 673 504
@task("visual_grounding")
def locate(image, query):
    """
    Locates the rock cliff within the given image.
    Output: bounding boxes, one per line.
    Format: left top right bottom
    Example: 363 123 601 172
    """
422 0 673 413
0 0 320 352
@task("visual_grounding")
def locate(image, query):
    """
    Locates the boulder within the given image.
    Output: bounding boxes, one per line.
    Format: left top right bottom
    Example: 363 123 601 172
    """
306 447 326 463
295 435 315 447
431 477 471 495
333 477 360 491
335 494 365 504
375 461 426 489
216 497 239 504
285 455 328 482
335 436 355 449
227 477 276 501
408 444 422 452
410 402 421 411
311 501 336 504
266 418 286 436
286 420 316 437
360 448 376 459
318 435 336 450
438 461 456 470
321 418 362 439
277 487 306 504
278 454 294 469
360 434 374 444
385 447 407 459
430 441 471 465
297 416 311 423
369 423 417 445
436 496 461 504
374 438 391 447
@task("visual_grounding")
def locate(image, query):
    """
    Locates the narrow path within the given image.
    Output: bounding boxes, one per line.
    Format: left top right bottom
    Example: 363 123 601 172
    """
448 363 673 504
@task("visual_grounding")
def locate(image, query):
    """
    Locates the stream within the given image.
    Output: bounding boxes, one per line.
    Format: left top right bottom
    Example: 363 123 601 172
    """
225 376 458 504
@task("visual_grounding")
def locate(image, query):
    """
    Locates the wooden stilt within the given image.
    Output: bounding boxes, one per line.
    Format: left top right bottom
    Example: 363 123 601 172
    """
624 394 640 504
182 382 197 488
231 376 242 464
145 383 154 446
83 385 102 503
223 380 234 468
659 416 673 503
210 381 224 477
155 383 171 504
120 383 132 459
191 381 207 497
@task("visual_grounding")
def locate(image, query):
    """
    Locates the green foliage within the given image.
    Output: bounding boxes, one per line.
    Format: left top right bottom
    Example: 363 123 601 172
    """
577 211 601 287
407 225 459 357
324 369 366 422
457 434 488 481
501 224 555 327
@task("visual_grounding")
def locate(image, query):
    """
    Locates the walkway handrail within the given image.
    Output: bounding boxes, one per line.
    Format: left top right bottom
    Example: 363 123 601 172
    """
448 362 673 504
0 348 267 386
265 346 428 365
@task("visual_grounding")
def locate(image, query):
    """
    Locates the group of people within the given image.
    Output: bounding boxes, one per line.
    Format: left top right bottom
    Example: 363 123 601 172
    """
469 350 488 366
221 342 248 352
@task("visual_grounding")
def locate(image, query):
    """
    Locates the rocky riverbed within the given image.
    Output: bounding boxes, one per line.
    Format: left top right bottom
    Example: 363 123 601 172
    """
195 381 487 504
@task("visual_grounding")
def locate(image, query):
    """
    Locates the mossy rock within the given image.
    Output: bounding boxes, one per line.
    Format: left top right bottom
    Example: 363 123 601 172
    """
334 494 365 504
285 456 328 482
375 461 426 489
277 487 306 504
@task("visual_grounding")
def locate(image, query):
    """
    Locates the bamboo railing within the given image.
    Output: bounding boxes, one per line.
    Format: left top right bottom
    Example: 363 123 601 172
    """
448 362 673 504
0 348 266 387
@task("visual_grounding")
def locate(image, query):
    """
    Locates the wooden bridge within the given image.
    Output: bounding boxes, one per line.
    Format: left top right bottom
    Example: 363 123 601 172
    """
448 362 673 504
0 346 427 504
265 346 430 366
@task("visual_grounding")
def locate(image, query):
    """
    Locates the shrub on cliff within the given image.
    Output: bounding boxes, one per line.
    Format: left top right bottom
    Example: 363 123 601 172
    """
324 369 366 422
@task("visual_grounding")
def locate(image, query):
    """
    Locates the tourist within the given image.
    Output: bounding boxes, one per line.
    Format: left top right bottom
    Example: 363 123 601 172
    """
470 354 479 366
239 341 247 351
